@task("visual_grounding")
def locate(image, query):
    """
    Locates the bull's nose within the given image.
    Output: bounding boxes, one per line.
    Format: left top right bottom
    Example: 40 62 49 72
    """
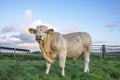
36 35 41 40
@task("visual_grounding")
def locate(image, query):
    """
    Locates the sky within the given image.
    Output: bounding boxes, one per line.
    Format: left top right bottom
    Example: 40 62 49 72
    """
0 0 120 51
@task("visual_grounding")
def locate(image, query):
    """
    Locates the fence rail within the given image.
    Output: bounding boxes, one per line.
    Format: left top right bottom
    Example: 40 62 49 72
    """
92 45 120 59
0 46 30 57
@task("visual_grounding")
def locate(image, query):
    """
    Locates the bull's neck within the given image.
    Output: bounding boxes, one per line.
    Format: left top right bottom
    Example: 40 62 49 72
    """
38 35 54 63
42 34 52 55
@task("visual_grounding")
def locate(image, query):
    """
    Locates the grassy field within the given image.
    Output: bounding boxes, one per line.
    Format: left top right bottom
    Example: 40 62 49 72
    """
0 54 120 80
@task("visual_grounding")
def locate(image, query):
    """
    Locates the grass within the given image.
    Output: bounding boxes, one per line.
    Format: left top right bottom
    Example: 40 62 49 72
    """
0 54 120 80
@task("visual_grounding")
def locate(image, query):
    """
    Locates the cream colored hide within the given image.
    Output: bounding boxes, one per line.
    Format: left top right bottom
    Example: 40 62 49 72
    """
28 25 92 77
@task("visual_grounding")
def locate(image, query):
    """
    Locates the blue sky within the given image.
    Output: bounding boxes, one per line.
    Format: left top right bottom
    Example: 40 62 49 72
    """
0 0 120 51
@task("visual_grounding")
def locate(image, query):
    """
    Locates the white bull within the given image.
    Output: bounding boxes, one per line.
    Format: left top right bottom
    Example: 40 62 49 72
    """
28 25 92 76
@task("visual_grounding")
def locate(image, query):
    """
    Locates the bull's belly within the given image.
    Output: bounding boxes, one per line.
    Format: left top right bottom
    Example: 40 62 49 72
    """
66 52 81 58
65 39 83 60
66 44 83 58
66 49 83 60
66 52 82 62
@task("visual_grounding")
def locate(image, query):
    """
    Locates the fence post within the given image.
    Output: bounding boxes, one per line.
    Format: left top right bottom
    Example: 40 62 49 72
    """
0 47 1 54
102 45 106 59
26 50 29 56
14 48 16 58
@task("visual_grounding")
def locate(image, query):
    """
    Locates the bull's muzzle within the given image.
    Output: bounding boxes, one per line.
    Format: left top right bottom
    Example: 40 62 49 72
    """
35 35 42 42
35 36 41 40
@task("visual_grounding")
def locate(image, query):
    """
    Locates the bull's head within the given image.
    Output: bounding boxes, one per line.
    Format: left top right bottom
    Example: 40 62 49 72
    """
28 25 54 42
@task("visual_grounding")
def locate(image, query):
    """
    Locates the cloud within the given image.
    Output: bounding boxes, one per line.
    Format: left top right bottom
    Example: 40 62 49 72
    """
0 31 38 51
0 35 21 48
0 23 21 33
105 22 117 28
3 37 20 42
0 23 36 51
105 22 120 31
23 9 32 22
11 29 35 43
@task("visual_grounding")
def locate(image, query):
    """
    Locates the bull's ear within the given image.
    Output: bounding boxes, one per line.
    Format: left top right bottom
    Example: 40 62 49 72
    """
28 28 36 34
47 29 54 34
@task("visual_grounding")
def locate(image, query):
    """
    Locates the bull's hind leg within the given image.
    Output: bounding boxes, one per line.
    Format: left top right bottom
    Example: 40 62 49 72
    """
83 53 90 72
45 62 51 74
58 51 67 76
81 50 90 72
81 46 91 72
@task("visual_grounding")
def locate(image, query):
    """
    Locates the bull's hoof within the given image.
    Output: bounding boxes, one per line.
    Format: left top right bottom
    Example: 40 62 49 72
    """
61 74 65 77
84 70 90 73
45 72 49 75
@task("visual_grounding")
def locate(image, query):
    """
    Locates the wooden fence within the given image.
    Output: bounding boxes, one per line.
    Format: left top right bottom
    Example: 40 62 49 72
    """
0 46 30 57
0 45 120 59
92 45 120 59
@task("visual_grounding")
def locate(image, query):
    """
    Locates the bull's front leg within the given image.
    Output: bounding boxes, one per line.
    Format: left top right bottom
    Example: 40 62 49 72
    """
40 45 54 63
45 61 51 74
58 51 67 77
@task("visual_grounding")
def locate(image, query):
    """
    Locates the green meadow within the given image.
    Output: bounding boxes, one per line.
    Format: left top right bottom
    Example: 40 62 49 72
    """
0 54 120 80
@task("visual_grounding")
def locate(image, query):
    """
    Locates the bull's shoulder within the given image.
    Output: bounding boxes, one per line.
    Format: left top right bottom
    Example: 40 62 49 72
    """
50 32 67 50
50 32 63 40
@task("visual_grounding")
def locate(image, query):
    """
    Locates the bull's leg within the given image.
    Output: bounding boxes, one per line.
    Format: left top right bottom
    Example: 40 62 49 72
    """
40 46 54 63
45 62 51 74
58 51 67 76
83 52 90 72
